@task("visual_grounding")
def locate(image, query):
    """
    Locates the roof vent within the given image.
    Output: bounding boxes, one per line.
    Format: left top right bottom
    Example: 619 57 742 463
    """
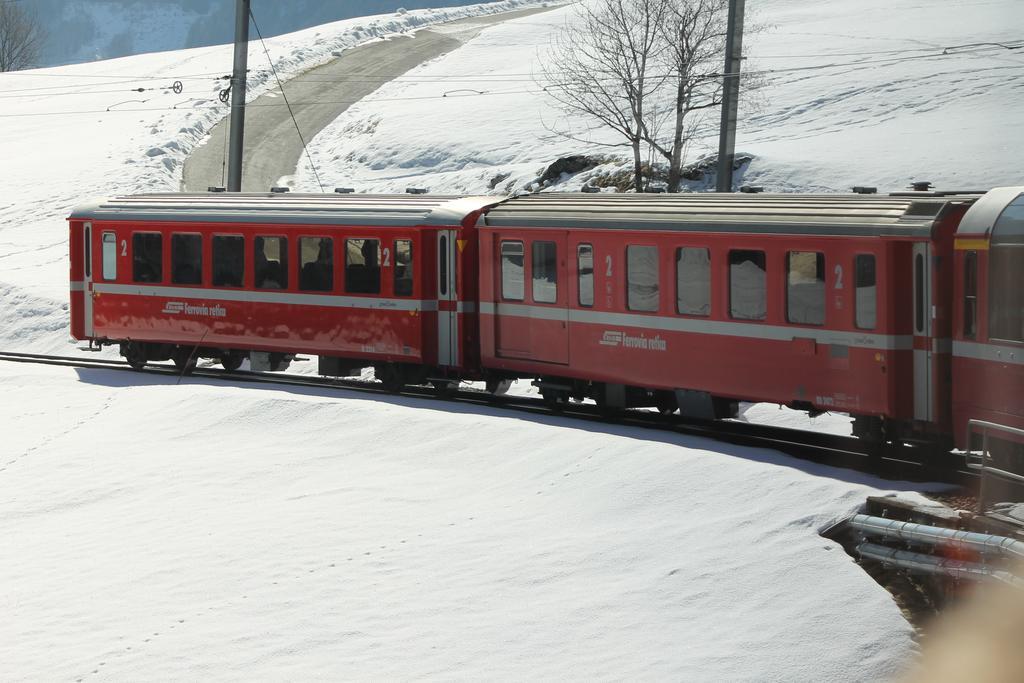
739 185 764 193
406 187 428 195
646 186 667 193
334 187 355 194
580 185 600 193
910 181 933 192
852 186 877 194
207 186 226 193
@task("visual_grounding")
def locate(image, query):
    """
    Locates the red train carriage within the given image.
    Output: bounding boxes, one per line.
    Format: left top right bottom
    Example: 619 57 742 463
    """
951 187 1024 465
68 193 498 385
476 192 980 448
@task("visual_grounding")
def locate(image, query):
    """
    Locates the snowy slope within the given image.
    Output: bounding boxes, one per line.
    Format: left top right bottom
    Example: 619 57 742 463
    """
0 0 546 355
292 0 1023 193
0 362 926 680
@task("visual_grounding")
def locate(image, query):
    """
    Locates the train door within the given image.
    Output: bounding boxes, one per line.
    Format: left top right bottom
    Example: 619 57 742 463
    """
494 235 568 364
913 242 934 421
437 229 458 366
82 222 94 337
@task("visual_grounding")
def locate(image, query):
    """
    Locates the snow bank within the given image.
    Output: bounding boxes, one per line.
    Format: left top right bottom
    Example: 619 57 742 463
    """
293 0 1023 194
0 362 923 679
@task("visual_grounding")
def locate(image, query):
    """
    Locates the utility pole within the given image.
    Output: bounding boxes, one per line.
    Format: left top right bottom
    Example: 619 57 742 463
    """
715 0 745 192
227 0 251 192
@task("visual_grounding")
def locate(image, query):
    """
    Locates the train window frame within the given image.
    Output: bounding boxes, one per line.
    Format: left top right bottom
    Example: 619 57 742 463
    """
728 249 767 321
500 240 525 302
132 232 163 284
345 238 382 295
532 240 557 304
785 251 825 326
394 239 413 297
299 236 334 293
101 231 117 281
170 233 203 286
855 254 877 330
963 250 978 339
577 243 594 307
212 235 245 288
914 253 925 334
627 245 660 313
676 246 711 317
254 236 288 290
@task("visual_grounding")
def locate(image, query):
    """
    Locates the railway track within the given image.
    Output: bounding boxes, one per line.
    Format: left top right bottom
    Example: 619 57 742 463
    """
0 349 974 486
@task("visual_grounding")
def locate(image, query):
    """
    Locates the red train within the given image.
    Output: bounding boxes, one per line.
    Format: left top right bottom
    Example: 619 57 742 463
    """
68 188 1024 456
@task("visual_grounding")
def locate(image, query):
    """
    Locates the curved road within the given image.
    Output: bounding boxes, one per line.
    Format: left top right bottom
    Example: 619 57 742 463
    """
182 6 555 192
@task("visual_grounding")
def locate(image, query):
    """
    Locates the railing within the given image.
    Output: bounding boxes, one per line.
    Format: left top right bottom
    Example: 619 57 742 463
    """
966 419 1024 512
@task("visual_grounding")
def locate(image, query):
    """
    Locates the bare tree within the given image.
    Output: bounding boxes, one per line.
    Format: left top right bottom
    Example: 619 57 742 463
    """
0 2 45 72
541 0 669 192
646 0 729 192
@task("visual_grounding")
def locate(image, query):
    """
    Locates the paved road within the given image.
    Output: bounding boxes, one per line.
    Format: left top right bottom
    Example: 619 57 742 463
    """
182 6 555 192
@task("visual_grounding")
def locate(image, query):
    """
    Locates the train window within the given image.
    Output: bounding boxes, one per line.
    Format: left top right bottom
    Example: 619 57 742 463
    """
132 232 163 283
171 234 202 285
729 250 766 320
84 225 91 278
627 245 659 312
532 241 557 304
255 236 288 289
914 254 925 334
501 241 524 301
989 195 1024 342
786 251 825 325
394 239 413 296
578 244 594 307
345 238 381 294
676 247 710 316
855 254 877 330
963 251 978 339
212 235 244 287
101 232 117 281
299 237 334 292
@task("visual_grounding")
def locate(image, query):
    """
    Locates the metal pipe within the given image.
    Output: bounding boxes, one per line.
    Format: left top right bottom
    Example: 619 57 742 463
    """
227 0 250 192
850 514 1024 560
856 542 1023 587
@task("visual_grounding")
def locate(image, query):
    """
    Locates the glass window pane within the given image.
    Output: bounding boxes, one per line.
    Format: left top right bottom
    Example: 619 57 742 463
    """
676 247 710 316
171 233 202 285
102 232 117 281
439 235 448 297
132 232 163 283
855 254 877 330
729 250 766 320
963 251 977 339
786 251 825 325
914 253 925 333
501 241 524 301
989 245 1024 342
255 236 287 289
299 237 333 292
578 244 594 307
84 226 92 278
532 241 557 304
627 245 659 312
394 239 413 297
212 235 244 287
345 238 381 294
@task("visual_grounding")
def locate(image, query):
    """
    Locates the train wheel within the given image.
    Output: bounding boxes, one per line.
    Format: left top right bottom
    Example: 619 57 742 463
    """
172 346 198 375
123 342 147 371
485 378 512 397
541 388 569 413
432 379 458 398
376 363 406 393
220 351 244 372
655 390 678 416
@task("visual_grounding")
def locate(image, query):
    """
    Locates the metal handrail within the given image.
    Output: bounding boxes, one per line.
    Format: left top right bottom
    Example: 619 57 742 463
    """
966 419 1024 510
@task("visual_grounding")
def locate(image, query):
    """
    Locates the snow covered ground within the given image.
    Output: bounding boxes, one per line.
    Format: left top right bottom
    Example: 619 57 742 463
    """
0 361 926 679
292 0 1023 194
0 0 996 677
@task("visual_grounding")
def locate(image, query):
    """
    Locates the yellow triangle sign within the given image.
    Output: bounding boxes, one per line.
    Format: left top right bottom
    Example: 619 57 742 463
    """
457 239 468 253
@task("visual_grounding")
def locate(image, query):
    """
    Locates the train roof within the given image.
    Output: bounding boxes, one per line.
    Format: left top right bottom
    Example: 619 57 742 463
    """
483 191 983 237
956 186 1024 239
69 193 503 227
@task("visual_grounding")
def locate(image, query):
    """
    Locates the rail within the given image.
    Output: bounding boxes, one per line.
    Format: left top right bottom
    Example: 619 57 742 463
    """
966 419 1024 511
